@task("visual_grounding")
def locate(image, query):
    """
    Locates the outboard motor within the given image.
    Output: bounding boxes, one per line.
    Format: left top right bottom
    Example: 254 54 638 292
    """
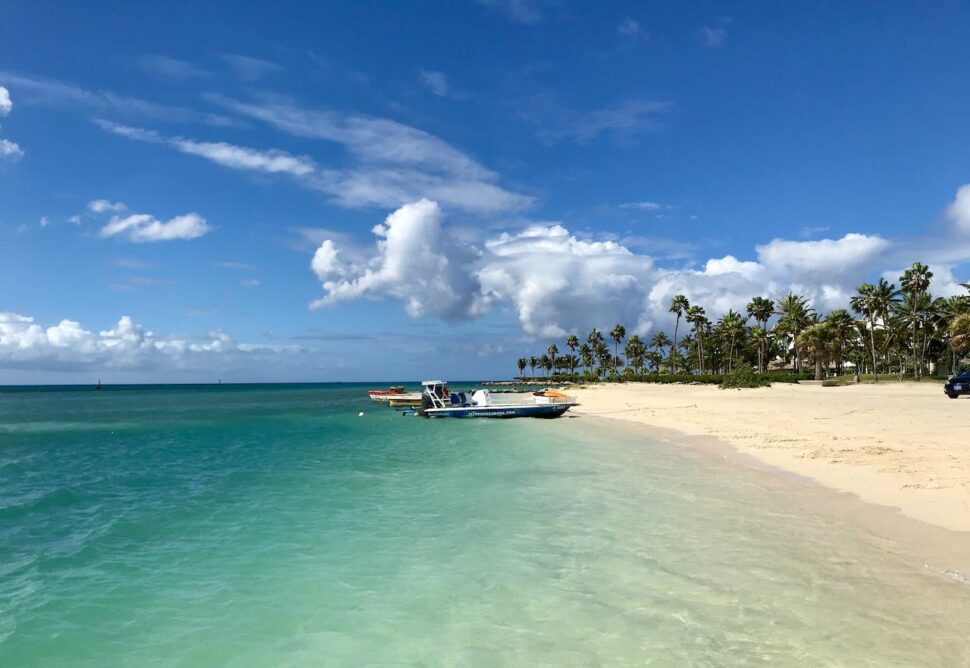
418 392 433 417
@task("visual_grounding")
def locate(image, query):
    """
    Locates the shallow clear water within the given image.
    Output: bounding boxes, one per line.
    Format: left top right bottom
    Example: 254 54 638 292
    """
1 384 968 666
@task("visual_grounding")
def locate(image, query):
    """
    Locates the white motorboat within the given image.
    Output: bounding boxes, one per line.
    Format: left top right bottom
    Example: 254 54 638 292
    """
410 380 577 419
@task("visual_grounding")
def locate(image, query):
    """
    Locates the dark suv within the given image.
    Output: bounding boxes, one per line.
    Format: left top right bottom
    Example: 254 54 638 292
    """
944 371 970 399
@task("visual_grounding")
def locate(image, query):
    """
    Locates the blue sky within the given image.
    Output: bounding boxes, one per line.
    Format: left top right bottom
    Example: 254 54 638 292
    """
2 0 970 382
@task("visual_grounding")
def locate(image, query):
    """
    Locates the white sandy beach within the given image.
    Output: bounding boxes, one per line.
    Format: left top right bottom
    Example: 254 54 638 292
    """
571 382 970 533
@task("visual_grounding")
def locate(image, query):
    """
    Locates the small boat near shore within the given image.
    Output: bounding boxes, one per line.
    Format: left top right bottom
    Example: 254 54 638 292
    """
367 386 408 402
387 393 423 408
409 380 577 419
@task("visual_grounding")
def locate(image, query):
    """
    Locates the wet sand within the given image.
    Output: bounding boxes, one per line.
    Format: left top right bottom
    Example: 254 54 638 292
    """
571 382 970 533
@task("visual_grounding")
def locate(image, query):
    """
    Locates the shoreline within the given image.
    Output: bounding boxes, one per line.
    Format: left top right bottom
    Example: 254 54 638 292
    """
569 382 970 573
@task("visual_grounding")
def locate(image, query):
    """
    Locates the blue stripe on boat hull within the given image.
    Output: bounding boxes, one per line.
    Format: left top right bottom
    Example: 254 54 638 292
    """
424 404 572 419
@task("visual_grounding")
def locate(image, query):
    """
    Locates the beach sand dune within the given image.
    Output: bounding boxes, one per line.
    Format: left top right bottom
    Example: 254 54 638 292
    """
571 382 970 532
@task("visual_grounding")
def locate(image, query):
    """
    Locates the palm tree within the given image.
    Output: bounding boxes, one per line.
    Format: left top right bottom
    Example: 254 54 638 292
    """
883 315 909 380
798 322 835 380
686 305 707 373
547 344 559 376
595 341 611 376
873 278 901 370
825 309 855 375
776 293 814 371
566 334 579 358
649 331 671 371
717 310 745 372
750 328 771 374
900 262 933 379
568 354 581 374
893 291 933 379
528 356 538 378
939 296 970 374
851 283 881 379
610 324 626 376
517 357 527 378
579 344 594 376
746 296 775 373
539 354 551 377
950 313 970 359
624 334 646 374
646 350 663 373
668 295 690 373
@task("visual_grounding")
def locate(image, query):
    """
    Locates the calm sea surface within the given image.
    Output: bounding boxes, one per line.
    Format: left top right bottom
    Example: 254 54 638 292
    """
1 384 968 666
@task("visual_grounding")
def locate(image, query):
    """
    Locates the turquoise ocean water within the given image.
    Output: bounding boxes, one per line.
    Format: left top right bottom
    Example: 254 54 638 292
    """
1 383 968 666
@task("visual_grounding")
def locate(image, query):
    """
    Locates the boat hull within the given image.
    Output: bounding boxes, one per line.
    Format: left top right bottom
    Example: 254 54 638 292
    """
387 395 423 408
423 403 573 419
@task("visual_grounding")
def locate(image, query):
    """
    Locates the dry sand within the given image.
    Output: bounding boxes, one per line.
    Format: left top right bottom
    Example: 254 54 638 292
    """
571 382 970 533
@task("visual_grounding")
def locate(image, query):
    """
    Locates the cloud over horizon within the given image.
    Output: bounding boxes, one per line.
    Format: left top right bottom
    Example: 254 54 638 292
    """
0 312 305 375
309 196 970 338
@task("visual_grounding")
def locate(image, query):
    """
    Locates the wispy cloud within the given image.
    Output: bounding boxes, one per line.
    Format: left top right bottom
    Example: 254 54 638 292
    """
476 0 541 24
207 93 491 178
96 119 316 177
175 138 316 175
88 200 212 243
219 54 281 81
100 212 211 243
419 70 467 100
88 199 128 213
179 95 535 212
126 276 178 286
0 71 236 127
112 258 152 269
517 93 671 145
619 201 670 212
137 55 212 80
420 70 449 97
215 261 256 270
798 225 831 239
617 17 646 40
699 18 730 48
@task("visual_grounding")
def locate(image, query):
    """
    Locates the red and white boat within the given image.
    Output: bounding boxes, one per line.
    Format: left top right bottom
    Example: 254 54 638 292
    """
367 386 409 402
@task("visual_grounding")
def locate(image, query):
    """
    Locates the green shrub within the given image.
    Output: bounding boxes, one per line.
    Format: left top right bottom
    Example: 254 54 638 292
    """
720 366 771 389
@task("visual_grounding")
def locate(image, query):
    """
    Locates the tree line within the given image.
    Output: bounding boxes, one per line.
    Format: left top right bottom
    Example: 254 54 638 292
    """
516 262 970 382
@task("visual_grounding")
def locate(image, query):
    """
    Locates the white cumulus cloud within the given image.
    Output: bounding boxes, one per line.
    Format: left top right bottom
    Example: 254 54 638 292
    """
0 138 24 161
0 86 11 115
946 183 970 235
307 200 962 339
0 312 303 375
310 199 487 320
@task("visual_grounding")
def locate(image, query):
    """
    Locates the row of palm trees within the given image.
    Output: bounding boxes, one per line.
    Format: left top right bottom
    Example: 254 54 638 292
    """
516 262 970 381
